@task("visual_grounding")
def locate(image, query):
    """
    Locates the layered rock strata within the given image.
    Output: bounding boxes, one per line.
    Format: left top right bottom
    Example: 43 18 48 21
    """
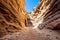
29 0 60 40
0 0 29 37
30 0 60 29
0 0 60 40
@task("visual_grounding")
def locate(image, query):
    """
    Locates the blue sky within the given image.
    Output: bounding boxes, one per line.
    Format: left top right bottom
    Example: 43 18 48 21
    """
25 0 40 12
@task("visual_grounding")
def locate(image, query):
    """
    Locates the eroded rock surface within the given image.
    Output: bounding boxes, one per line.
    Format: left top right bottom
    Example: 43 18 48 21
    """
29 0 60 40
0 28 60 40
0 0 60 40
0 0 29 38
30 0 60 29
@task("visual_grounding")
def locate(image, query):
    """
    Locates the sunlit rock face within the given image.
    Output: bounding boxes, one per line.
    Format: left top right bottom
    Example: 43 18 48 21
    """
29 0 60 40
37 0 60 30
0 0 60 40
30 0 60 29
0 0 29 37
30 0 51 28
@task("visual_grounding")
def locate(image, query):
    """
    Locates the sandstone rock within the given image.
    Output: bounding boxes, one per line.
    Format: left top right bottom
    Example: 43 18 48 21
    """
0 0 60 40
29 0 60 40
0 27 60 40
0 0 28 37
30 0 60 30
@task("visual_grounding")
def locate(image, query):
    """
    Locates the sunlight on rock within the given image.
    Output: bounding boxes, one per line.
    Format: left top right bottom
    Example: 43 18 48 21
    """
0 0 60 40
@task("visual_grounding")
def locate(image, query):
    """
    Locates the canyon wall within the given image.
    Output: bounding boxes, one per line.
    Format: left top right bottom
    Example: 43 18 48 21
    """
0 0 29 37
0 0 60 40
30 0 60 29
29 0 60 40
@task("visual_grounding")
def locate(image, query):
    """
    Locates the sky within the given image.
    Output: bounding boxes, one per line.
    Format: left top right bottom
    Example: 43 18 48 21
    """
25 0 40 12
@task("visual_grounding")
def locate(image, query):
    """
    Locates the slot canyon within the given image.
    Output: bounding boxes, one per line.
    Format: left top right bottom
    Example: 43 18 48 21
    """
0 0 60 40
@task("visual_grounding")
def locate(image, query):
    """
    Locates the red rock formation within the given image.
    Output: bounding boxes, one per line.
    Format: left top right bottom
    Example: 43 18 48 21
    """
0 0 60 40
0 0 28 37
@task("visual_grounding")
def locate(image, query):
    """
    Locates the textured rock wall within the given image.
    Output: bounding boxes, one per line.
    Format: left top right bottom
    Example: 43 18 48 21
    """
36 0 60 30
30 0 60 29
0 0 60 40
0 0 28 37
29 0 60 40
